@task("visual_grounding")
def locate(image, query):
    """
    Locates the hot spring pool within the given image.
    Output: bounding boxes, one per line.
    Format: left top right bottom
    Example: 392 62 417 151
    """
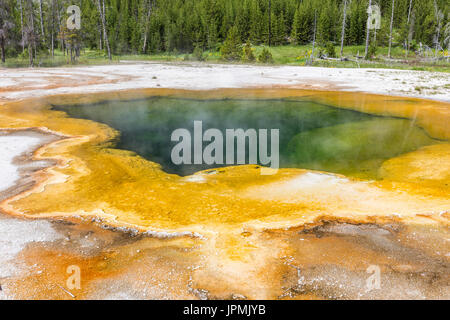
53 97 438 178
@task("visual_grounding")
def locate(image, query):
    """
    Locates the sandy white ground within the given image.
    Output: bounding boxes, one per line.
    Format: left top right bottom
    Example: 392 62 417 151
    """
0 134 63 291
0 62 449 102
0 218 63 278
0 134 44 191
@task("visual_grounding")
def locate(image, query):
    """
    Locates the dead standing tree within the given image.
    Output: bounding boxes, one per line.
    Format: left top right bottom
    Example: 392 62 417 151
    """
24 0 39 67
432 0 444 58
142 0 153 53
364 0 372 59
311 10 317 63
444 19 450 61
340 0 348 58
38 0 45 41
18 0 25 52
56 0 66 56
97 9 102 50
405 0 413 58
50 0 56 57
388 0 395 59
96 0 111 60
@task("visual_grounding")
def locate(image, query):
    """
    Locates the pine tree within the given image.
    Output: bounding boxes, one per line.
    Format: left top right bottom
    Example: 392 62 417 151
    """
414 0 437 46
203 0 221 50
291 0 314 44
249 0 263 44
347 0 366 46
273 12 286 45
220 25 241 60
318 0 337 45
241 39 255 61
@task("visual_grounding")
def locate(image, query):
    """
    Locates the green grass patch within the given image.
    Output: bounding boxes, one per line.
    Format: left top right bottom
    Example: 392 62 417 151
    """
1 46 449 72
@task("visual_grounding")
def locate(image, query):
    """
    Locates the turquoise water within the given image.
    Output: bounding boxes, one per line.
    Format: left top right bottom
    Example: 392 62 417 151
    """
53 97 437 177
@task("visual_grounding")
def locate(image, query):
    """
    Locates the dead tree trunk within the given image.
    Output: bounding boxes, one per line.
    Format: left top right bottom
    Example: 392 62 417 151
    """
405 0 413 58
19 0 25 52
364 0 373 59
55 1 64 55
268 0 271 46
38 0 44 40
102 0 111 60
51 0 55 57
433 0 442 58
340 0 348 58
0 35 5 63
311 10 317 62
407 0 412 22
142 0 153 53
28 0 35 67
98 20 102 50
28 41 33 66
96 0 111 60
388 0 395 58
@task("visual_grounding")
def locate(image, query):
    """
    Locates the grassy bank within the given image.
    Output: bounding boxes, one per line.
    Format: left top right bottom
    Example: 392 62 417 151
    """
1 45 449 72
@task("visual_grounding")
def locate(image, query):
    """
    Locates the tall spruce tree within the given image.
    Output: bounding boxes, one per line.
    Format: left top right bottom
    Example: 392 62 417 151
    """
291 0 314 44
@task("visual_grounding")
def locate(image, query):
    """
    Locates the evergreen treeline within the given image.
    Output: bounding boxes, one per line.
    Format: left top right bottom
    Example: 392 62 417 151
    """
0 0 449 64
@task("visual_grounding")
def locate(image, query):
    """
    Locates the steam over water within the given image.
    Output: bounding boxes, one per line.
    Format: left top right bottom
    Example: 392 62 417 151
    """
53 97 438 177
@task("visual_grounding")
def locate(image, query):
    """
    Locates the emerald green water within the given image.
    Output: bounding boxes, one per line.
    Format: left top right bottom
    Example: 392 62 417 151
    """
53 97 438 178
